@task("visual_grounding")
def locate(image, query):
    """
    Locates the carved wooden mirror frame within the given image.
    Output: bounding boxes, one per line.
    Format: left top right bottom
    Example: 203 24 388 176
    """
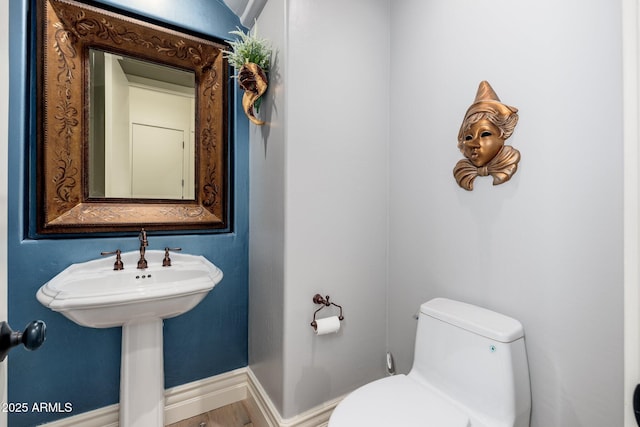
36 0 229 234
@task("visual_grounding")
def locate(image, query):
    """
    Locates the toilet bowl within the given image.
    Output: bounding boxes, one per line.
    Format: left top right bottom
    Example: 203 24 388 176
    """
329 298 531 427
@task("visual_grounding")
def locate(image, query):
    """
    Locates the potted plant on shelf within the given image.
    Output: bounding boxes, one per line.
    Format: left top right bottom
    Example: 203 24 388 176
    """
223 25 272 126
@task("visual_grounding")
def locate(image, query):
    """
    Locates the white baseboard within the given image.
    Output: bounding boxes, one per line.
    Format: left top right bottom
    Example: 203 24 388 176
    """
37 403 119 427
39 367 342 427
164 368 249 424
245 368 342 427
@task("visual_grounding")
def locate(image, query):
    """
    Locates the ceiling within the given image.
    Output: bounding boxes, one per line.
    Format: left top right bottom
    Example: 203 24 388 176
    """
223 0 268 27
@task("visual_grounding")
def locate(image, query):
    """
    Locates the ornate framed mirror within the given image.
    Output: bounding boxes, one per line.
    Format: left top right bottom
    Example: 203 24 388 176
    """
36 0 230 234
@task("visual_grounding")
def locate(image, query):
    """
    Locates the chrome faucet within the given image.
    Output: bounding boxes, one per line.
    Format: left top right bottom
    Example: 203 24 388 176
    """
137 228 148 269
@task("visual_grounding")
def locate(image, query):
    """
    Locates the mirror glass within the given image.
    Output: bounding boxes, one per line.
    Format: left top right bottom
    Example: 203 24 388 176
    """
88 49 196 200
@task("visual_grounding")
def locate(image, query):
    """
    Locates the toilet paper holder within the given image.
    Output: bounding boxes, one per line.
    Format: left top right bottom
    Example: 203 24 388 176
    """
310 294 344 331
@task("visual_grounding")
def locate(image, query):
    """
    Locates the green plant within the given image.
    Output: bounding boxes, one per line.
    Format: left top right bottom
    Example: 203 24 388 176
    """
223 25 272 73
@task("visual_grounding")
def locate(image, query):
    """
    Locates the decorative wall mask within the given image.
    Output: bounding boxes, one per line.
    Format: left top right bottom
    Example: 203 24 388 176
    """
223 26 272 126
453 81 520 191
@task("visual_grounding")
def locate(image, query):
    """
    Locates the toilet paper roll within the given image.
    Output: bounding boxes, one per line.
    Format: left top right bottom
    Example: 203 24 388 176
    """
314 316 341 335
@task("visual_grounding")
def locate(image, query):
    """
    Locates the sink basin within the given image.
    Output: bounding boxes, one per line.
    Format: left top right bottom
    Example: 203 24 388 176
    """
36 250 223 427
37 250 223 328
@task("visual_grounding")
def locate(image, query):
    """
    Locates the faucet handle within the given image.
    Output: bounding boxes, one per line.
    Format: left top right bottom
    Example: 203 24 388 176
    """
162 247 182 267
101 249 124 270
139 228 148 247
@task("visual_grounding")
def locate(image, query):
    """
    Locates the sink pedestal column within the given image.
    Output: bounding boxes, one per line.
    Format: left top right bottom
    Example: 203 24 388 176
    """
120 318 164 427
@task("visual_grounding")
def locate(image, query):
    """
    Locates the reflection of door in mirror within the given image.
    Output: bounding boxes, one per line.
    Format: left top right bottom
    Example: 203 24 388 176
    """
89 49 196 200
131 124 188 199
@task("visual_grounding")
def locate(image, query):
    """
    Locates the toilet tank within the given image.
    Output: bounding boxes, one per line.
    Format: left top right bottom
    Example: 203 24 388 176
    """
409 298 531 427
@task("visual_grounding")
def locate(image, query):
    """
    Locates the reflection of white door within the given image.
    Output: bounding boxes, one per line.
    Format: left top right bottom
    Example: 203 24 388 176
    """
131 124 185 199
624 1 640 426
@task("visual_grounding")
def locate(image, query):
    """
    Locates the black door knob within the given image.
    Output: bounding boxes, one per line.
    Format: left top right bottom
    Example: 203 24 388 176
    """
0 320 46 361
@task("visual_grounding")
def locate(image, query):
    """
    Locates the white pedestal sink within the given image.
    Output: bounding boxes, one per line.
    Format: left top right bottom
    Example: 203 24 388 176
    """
36 250 223 427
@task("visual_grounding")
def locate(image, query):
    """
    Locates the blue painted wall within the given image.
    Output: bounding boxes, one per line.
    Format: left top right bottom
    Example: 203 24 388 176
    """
8 0 249 425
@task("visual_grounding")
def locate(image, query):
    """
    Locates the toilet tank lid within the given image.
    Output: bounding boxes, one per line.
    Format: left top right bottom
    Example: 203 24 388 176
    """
420 298 524 343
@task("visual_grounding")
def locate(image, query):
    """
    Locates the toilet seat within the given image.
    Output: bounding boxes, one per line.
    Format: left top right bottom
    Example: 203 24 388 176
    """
329 374 470 427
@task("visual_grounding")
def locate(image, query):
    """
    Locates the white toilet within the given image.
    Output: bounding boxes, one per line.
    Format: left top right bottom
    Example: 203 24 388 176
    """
329 298 531 427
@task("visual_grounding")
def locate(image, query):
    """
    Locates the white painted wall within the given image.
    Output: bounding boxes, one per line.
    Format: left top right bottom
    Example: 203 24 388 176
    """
251 0 624 423
282 0 389 417
248 0 287 414
103 52 130 197
249 0 390 419
388 1 623 426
